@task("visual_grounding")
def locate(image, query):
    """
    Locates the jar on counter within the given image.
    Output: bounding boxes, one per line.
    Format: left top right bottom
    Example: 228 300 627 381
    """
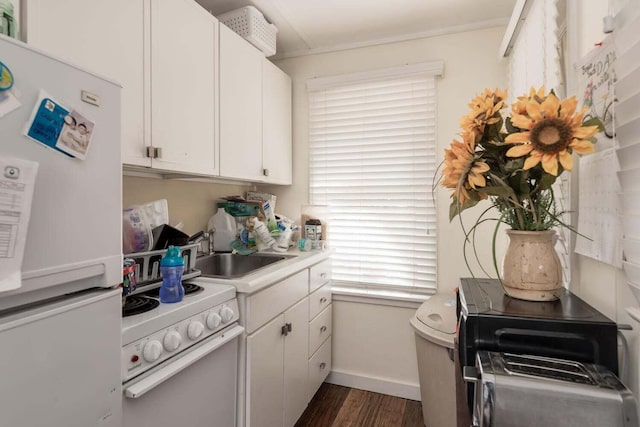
304 219 322 249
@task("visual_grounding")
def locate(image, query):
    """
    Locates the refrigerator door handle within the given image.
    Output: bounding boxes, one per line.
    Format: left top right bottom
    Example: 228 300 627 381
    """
123 325 244 399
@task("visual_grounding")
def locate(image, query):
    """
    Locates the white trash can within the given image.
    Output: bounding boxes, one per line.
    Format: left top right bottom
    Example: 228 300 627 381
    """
410 293 457 427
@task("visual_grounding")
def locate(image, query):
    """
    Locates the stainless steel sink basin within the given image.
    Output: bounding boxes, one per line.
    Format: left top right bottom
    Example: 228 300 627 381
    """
195 253 291 279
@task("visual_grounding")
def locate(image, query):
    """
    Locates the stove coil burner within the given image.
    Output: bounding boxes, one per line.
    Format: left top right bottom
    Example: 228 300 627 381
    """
143 283 204 299
183 283 204 295
122 295 160 317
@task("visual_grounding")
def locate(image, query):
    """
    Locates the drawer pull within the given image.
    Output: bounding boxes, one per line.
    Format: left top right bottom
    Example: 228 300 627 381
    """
319 297 327 304
320 326 327 333
319 362 326 370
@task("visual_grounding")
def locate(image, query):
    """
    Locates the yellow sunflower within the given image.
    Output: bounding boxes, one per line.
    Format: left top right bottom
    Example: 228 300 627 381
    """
460 88 508 142
505 87 599 176
442 131 490 205
511 86 546 115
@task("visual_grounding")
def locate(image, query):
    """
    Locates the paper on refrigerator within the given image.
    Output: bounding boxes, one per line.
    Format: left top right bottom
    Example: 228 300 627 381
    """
0 157 38 291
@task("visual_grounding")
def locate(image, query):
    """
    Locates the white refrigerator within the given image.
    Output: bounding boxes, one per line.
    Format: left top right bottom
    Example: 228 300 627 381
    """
0 35 122 426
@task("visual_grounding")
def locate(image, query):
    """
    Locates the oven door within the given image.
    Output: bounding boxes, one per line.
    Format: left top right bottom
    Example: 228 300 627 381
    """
123 324 244 427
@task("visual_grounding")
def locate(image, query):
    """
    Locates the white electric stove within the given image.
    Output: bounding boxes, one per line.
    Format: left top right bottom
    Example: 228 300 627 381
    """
121 279 243 427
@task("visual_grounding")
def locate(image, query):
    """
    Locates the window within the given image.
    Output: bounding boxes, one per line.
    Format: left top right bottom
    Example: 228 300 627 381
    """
505 0 570 284
307 62 443 296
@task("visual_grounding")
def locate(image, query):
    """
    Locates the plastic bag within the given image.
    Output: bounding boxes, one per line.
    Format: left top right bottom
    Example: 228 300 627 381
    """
123 206 153 254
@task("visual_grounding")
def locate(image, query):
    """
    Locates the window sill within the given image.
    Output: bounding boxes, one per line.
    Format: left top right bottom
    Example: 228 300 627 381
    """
331 285 432 309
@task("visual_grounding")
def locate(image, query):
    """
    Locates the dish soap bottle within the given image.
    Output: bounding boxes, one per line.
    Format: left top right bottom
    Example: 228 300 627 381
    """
159 246 184 303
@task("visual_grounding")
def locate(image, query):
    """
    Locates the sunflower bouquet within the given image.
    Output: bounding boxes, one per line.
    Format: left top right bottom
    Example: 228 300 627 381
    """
441 87 604 231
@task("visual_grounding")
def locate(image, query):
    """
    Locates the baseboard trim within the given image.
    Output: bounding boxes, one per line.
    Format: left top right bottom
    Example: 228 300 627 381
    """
326 370 421 401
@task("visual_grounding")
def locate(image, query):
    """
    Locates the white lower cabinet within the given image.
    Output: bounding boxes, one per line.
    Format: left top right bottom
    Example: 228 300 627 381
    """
247 297 308 427
242 259 332 427
283 299 311 427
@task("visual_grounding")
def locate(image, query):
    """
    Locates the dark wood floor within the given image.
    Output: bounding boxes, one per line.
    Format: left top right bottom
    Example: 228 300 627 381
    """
295 383 424 427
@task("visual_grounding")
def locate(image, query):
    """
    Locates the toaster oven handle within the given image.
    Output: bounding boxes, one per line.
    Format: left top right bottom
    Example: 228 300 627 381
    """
463 366 479 383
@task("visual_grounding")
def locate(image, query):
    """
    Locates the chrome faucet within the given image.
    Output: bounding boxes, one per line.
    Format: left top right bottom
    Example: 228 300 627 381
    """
195 229 215 256
207 228 216 255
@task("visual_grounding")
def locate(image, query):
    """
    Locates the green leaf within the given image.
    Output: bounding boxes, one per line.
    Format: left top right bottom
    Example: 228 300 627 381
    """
583 116 605 132
449 196 480 221
538 172 557 190
509 170 530 197
480 186 513 198
505 117 519 133
505 158 524 173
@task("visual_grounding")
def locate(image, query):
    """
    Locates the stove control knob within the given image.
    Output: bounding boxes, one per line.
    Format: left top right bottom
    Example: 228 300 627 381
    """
163 330 182 351
220 305 235 324
206 312 222 330
187 321 205 340
142 340 163 362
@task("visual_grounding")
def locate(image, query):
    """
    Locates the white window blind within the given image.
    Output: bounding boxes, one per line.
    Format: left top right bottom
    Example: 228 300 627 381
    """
307 62 442 295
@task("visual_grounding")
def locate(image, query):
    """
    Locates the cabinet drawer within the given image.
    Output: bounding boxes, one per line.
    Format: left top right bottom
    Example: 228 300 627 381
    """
309 305 332 356
308 338 331 400
309 283 331 320
309 259 331 292
246 270 308 333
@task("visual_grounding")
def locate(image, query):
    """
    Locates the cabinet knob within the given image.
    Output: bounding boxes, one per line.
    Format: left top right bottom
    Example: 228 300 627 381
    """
263 168 269 176
281 322 292 336
320 273 327 279
319 297 327 304
319 362 326 370
320 326 327 333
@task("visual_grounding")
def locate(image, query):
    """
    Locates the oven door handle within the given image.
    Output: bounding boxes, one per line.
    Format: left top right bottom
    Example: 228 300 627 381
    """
124 324 244 399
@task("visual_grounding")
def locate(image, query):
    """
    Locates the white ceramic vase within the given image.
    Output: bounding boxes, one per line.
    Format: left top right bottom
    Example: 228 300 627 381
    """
502 229 563 301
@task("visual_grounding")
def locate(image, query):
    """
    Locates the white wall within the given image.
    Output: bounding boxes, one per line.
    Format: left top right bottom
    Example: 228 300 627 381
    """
263 26 509 294
567 0 640 402
259 25 509 398
122 176 249 236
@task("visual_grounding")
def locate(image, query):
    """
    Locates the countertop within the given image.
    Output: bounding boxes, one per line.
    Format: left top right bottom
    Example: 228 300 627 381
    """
194 248 333 294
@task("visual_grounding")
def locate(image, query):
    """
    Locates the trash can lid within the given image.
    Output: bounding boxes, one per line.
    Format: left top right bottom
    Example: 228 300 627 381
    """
413 293 457 342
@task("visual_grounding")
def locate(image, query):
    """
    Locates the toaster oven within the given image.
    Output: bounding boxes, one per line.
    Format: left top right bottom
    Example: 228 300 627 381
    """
456 278 619 413
464 351 638 427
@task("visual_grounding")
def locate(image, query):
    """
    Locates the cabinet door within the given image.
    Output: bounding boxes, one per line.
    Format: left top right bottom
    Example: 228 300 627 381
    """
24 0 148 167
283 298 310 427
150 0 218 175
219 24 264 181
262 60 292 185
247 314 285 427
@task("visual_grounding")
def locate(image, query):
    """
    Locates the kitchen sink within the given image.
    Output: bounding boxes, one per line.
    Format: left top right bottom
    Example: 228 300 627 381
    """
195 252 292 279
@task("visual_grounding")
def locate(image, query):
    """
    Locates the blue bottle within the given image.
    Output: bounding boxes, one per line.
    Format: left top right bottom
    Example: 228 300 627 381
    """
159 246 185 303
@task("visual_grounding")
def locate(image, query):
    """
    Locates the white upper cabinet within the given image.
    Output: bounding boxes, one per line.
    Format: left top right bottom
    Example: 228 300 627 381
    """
25 0 292 181
24 0 147 167
219 24 264 182
219 24 292 184
262 60 293 185
149 0 218 175
25 0 219 176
